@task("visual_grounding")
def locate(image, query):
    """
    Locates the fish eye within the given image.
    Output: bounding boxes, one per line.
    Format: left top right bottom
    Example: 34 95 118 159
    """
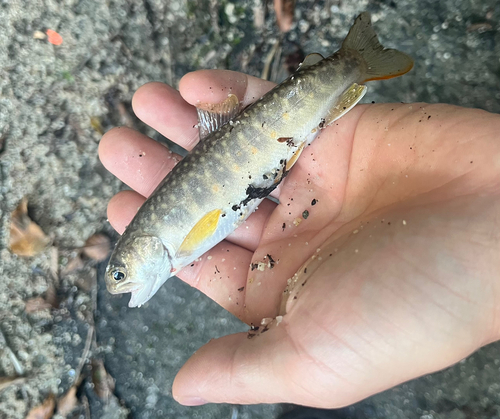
111 268 126 282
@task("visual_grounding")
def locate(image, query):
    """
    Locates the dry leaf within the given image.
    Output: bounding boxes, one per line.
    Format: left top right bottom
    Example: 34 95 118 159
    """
57 386 78 417
274 0 295 33
9 199 50 257
117 102 135 128
24 297 53 313
61 255 84 275
467 22 493 32
90 117 104 135
0 376 26 393
75 268 97 293
83 234 110 262
91 359 115 401
25 394 55 419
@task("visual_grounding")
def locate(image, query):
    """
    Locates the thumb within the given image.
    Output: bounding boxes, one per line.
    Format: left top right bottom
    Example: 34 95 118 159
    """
172 322 333 407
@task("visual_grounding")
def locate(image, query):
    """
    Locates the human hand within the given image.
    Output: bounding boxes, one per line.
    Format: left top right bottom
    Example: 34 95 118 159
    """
99 70 500 408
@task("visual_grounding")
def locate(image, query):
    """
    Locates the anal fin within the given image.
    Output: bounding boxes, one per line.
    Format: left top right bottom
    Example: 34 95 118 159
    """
196 94 240 140
285 142 306 172
323 83 367 127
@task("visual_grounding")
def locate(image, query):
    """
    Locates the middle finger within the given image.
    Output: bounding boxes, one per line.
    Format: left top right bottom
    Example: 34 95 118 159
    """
99 126 183 198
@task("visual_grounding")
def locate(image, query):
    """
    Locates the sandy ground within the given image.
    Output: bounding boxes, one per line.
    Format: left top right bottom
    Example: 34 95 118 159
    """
0 0 499 418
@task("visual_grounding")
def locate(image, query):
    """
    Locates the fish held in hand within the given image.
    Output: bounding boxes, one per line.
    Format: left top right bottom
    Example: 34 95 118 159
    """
105 12 413 307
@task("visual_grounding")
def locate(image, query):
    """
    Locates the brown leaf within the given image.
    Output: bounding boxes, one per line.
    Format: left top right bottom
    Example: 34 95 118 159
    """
9 198 50 257
75 268 97 293
25 394 55 419
117 102 135 128
57 386 78 417
24 297 53 313
91 359 115 401
61 255 84 275
467 22 493 32
83 234 111 262
274 0 295 33
90 117 104 135
0 376 26 393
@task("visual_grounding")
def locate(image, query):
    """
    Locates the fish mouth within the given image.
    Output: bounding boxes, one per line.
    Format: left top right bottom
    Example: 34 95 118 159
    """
107 281 142 295
128 271 173 308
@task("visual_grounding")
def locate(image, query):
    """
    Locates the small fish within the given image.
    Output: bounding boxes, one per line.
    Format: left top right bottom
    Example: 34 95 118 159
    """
105 12 413 307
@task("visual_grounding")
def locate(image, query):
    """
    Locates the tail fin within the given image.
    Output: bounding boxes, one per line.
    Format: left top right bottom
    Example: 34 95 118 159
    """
342 12 414 82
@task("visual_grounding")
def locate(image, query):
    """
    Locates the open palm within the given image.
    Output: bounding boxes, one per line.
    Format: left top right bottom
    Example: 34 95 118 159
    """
99 70 500 408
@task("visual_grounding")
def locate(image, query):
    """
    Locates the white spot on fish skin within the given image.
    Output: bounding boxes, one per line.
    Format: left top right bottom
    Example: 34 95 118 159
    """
353 229 359 234
403 220 407 225
207 255 212 260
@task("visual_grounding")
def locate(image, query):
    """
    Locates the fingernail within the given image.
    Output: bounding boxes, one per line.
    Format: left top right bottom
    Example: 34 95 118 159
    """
176 396 208 406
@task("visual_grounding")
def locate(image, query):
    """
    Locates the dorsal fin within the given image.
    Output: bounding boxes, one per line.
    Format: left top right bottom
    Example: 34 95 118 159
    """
196 94 240 140
296 53 324 72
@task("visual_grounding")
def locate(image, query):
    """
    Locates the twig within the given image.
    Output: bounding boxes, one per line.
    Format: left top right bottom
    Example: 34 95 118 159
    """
0 330 24 376
74 325 94 387
82 394 91 419
261 38 281 81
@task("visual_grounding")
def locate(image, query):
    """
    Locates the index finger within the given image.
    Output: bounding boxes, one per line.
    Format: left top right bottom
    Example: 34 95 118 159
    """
132 71 275 151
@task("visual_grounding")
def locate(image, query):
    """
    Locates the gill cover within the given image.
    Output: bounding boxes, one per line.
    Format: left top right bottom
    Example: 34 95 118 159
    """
126 235 172 308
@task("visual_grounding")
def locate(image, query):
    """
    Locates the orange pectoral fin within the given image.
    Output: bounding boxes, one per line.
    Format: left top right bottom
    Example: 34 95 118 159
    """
176 209 222 258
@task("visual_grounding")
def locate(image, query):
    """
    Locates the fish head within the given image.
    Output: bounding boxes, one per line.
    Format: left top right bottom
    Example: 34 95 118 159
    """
105 235 173 307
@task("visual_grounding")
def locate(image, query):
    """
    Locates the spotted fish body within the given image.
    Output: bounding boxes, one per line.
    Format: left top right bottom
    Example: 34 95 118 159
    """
105 12 413 307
